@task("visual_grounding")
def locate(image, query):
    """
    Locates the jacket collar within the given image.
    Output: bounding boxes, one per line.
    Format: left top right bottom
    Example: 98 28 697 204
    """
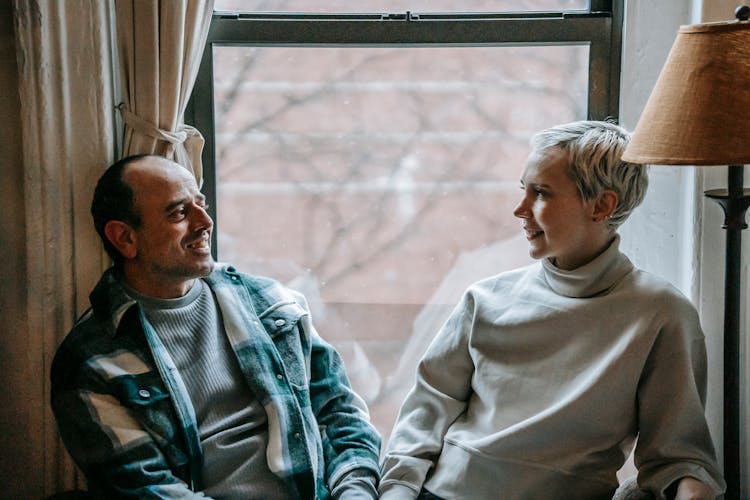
89 263 293 336
89 267 139 337
90 266 223 337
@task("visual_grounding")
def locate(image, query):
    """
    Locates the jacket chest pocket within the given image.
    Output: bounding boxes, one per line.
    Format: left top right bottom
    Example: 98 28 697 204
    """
111 373 191 477
112 373 176 434
114 373 169 405
261 304 310 388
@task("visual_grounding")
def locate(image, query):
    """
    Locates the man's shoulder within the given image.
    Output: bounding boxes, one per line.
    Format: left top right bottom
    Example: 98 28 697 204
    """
56 308 106 357
208 263 291 294
207 263 307 313
51 307 122 389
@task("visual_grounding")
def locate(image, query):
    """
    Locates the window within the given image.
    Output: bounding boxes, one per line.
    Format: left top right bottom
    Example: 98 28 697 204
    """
188 0 622 443
213 0 590 12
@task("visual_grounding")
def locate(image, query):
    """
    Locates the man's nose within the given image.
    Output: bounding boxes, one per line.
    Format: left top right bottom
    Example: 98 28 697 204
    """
191 204 214 231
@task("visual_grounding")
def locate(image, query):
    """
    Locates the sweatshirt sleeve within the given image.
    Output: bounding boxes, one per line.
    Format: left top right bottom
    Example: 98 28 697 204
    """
633 294 726 499
379 290 476 499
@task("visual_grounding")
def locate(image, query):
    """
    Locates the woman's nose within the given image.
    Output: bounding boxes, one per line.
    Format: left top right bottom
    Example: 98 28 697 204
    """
513 195 529 219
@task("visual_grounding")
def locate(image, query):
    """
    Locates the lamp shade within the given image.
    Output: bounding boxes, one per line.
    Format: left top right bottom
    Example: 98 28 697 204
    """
622 20 750 166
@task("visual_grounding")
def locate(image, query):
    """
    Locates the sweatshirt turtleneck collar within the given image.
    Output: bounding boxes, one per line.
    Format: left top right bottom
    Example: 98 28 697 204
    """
541 234 634 298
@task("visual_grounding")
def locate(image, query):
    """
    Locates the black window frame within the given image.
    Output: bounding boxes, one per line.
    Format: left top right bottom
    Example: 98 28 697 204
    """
187 0 623 257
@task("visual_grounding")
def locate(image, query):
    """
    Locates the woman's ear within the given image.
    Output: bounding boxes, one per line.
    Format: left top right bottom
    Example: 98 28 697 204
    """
104 220 137 260
592 190 618 221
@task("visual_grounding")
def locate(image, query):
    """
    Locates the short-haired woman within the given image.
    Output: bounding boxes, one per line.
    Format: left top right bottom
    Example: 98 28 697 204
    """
379 121 725 500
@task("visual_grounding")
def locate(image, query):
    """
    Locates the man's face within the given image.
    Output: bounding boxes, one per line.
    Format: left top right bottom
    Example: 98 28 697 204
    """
121 157 214 297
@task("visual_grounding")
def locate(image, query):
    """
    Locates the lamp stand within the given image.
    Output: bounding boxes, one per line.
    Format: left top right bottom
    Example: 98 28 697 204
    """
705 165 750 500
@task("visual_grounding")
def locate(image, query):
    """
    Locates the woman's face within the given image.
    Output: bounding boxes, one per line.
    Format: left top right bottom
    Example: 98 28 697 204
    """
513 147 609 271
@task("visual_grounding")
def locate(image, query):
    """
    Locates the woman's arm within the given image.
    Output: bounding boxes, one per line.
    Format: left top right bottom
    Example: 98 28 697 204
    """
379 291 476 499
633 296 725 499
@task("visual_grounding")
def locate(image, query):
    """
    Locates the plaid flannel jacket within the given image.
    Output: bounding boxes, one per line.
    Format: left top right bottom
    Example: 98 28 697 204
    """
51 264 381 498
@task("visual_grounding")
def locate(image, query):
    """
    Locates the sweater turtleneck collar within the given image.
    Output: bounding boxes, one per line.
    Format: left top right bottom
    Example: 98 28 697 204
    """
541 234 634 298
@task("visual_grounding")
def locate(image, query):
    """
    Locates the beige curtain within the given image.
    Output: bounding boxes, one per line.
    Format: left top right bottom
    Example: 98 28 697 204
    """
10 0 117 496
115 0 214 185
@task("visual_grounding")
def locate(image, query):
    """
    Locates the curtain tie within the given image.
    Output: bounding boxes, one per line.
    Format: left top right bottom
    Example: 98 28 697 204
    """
118 105 205 184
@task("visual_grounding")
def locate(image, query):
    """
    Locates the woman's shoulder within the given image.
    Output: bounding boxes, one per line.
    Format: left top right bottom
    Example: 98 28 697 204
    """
624 267 698 315
464 262 542 301
474 262 539 285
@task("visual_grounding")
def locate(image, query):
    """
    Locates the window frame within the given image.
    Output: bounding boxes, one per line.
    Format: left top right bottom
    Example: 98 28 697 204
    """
187 0 623 256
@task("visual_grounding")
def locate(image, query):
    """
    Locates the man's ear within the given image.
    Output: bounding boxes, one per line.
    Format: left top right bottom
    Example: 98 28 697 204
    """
592 190 618 221
104 220 137 260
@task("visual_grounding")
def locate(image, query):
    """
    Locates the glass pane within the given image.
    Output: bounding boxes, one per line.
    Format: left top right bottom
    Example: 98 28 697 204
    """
213 45 588 443
215 0 589 13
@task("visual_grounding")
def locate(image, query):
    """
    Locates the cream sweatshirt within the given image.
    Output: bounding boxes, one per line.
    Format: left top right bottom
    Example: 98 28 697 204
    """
379 237 725 500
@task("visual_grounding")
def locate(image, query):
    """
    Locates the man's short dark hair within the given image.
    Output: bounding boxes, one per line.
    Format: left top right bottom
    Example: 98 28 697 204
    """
91 154 149 267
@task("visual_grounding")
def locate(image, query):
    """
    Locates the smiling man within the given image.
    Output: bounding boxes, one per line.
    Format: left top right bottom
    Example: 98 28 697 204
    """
103 156 215 298
50 154 381 499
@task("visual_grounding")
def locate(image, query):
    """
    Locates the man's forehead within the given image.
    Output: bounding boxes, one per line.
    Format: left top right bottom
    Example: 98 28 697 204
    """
125 156 197 186
123 158 203 215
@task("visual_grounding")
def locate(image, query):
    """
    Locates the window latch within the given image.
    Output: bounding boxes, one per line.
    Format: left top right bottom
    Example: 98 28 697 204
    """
382 11 418 21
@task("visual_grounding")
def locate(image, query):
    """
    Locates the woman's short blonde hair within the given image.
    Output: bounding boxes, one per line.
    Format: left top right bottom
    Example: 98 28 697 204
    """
530 120 649 230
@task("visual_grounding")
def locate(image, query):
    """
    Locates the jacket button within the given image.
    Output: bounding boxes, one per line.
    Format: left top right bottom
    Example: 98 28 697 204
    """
138 389 151 399
276 374 283 380
274 319 286 327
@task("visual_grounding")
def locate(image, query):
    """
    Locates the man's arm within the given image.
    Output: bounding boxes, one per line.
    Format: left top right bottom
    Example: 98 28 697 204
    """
296 295 382 500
